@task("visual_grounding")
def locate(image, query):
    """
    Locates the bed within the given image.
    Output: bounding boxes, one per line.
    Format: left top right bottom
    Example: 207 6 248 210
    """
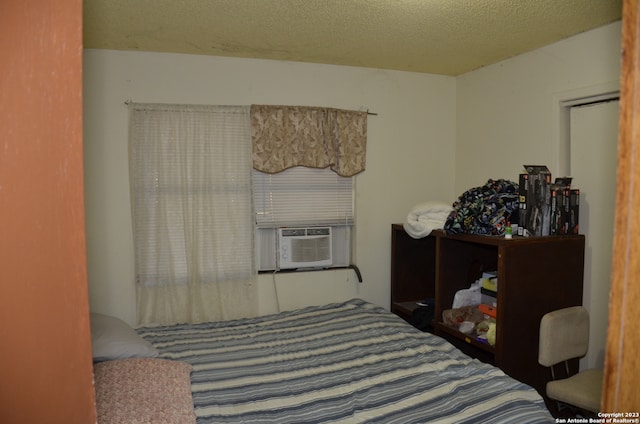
92 298 553 423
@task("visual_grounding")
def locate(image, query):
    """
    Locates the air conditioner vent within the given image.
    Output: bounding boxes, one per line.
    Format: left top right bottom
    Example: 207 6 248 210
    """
278 227 333 269
255 226 350 272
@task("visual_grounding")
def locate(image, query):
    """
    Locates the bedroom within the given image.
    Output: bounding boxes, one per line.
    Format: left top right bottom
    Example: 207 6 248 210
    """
2 0 638 422
82 5 621 370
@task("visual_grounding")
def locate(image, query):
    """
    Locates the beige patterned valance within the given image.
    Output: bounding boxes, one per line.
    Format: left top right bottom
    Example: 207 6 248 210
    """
250 105 367 177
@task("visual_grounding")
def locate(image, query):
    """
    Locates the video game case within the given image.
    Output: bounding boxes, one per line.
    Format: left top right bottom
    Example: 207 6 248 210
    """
518 173 528 236
550 188 559 235
550 177 572 235
524 165 552 236
568 189 580 234
562 187 571 235
557 187 568 234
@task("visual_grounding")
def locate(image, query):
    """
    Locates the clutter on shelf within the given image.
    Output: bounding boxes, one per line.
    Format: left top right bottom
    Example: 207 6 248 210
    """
519 165 579 237
444 179 519 236
442 272 498 346
438 165 579 237
403 202 453 238
403 165 580 239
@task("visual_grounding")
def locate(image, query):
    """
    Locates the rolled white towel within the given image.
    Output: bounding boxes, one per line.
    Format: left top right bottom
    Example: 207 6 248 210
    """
403 202 453 239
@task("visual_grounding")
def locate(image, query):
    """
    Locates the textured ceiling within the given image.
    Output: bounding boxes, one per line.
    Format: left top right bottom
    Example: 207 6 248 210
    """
83 0 622 76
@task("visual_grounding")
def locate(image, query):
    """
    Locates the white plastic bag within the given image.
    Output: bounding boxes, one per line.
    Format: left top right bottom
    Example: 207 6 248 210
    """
452 279 482 308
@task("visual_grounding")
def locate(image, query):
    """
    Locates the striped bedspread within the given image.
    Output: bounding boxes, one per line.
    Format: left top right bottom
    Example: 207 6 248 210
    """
137 299 553 423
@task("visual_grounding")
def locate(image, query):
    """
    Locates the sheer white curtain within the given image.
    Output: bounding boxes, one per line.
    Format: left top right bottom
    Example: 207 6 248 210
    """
128 103 257 325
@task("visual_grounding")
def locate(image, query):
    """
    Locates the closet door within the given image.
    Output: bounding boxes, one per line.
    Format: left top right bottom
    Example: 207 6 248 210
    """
570 99 619 370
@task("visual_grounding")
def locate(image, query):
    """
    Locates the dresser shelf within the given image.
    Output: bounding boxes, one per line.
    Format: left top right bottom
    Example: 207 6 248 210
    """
390 224 585 398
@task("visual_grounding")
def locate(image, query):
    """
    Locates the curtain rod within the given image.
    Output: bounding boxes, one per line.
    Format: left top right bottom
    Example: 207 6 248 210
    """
124 100 378 116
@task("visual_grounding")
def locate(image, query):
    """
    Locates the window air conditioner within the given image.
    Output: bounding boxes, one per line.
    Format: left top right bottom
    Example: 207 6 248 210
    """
278 227 333 269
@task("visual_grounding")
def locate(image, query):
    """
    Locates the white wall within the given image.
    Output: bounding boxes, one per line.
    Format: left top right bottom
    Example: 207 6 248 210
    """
456 22 622 193
83 51 456 325
456 21 622 369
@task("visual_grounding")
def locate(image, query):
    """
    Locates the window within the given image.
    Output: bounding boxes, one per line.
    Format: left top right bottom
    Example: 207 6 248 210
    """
253 166 354 270
129 103 256 324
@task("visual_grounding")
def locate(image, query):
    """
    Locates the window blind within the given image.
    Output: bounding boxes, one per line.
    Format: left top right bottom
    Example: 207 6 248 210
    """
253 166 354 228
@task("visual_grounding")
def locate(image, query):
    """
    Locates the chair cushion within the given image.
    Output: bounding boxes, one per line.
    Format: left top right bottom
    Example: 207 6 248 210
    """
539 306 589 366
546 368 603 412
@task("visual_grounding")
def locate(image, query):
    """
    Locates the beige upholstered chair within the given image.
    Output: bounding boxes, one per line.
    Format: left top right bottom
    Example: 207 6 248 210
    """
538 306 603 413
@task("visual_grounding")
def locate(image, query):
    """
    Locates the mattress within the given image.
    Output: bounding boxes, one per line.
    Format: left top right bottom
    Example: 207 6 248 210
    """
137 298 553 423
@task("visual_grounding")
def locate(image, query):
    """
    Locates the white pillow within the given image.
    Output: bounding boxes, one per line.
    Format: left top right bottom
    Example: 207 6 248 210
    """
90 313 158 362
